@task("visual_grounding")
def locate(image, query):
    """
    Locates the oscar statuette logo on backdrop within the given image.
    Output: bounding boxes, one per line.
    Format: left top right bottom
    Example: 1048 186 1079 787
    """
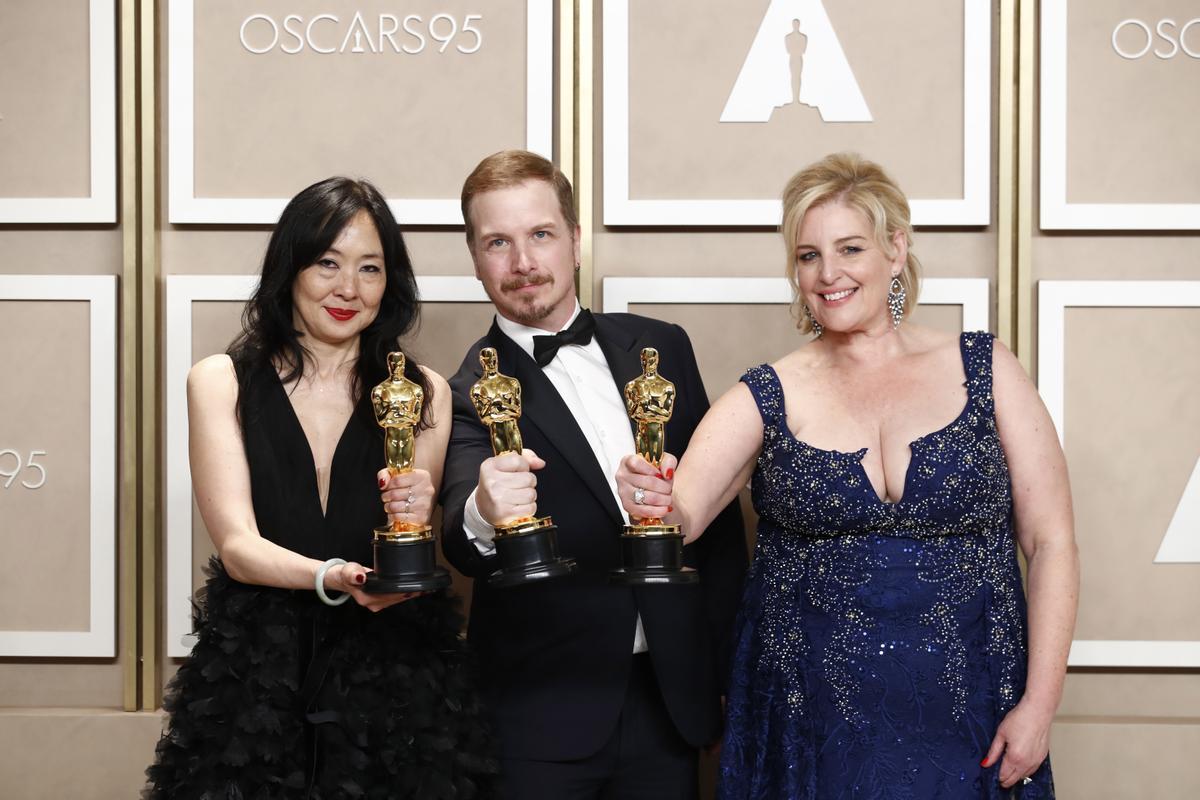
721 0 871 123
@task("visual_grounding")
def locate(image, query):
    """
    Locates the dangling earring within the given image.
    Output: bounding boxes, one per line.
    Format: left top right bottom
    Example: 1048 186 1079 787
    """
803 304 824 338
887 276 906 329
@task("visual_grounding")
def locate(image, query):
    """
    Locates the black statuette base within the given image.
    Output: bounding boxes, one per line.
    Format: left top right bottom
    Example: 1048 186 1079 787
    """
363 535 451 593
610 528 698 585
488 518 576 588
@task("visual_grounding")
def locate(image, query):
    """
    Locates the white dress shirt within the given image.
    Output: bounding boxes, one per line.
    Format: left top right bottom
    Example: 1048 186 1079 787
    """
462 303 648 653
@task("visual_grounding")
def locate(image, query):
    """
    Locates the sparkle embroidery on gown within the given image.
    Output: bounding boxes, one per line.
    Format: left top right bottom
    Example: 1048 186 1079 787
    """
718 332 1053 799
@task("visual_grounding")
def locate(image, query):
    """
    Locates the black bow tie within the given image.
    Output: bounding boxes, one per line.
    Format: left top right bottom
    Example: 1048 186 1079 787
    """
532 309 597 367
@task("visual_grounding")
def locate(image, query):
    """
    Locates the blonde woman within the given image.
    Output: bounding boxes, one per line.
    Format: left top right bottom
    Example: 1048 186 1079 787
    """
617 154 1077 798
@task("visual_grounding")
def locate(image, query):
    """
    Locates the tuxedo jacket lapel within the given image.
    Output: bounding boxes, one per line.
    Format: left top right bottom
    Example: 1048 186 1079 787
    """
487 322 624 526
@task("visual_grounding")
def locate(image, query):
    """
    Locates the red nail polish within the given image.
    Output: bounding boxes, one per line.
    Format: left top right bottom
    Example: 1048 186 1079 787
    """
378 478 386 489
656 472 663 479
668 505 674 513
355 573 366 585
980 759 988 767
665 468 675 480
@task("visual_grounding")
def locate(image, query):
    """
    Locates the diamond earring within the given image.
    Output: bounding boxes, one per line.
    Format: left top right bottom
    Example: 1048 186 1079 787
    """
887 276 906 328
803 304 824 338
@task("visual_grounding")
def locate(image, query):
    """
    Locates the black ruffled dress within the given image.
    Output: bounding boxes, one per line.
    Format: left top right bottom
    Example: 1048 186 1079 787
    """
145 360 495 799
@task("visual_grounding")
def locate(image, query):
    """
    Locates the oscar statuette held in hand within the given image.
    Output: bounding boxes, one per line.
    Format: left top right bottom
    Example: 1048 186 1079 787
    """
362 352 450 593
470 347 576 587
610 347 697 585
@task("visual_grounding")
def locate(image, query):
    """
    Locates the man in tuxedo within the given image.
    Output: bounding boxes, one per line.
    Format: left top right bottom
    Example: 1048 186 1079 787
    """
440 150 747 799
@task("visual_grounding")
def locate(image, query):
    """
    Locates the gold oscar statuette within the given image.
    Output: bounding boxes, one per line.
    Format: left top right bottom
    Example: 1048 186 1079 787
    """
372 351 431 541
612 347 696 585
469 347 552 538
623 347 680 534
469 347 575 586
363 351 449 593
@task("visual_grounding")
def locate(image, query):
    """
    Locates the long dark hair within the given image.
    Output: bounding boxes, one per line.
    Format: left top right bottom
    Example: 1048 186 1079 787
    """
228 177 432 429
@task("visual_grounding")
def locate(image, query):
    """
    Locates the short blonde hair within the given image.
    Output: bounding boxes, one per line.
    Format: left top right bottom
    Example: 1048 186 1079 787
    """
461 150 577 249
781 152 922 334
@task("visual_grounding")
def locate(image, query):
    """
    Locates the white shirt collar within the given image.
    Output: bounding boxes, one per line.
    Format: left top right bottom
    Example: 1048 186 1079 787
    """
494 301 584 362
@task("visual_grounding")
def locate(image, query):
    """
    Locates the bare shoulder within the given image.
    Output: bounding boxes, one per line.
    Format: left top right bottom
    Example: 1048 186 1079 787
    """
711 377 756 414
187 354 237 397
989 337 1036 396
771 344 816 375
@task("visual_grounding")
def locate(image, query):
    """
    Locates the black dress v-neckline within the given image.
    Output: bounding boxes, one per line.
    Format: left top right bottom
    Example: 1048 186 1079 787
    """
268 369 359 523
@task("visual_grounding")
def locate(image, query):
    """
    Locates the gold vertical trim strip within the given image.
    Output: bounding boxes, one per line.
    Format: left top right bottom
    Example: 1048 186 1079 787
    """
138 0 160 710
119 0 140 713
576 0 594 309
996 0 1017 349
558 0 574 204
1015 0 1036 373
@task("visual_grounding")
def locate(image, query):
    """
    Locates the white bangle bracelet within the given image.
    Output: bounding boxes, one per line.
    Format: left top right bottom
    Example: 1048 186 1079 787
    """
315 558 351 606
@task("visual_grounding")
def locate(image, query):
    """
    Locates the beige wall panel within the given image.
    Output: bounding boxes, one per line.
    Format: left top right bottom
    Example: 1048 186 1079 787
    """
1050 719 1200 798
180 0 528 200
1065 0 1200 204
1063 307 1200 642
1032 236 1200 283
591 230 997 295
1060 671 1200 718
624 0 965 200
161 231 477 277
411 300 498 379
0 0 91 198
0 301 92 631
0 293 123 706
0 231 123 277
0 709 163 798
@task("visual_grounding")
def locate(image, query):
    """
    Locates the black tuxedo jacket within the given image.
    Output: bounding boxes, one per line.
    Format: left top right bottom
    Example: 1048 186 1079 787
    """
440 312 748 762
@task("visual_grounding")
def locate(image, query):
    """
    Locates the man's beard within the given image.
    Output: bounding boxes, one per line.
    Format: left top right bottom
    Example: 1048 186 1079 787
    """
500 274 555 325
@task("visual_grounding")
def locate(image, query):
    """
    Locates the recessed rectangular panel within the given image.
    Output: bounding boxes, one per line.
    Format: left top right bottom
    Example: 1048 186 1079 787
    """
169 0 554 223
0 0 116 222
0 276 116 657
1063 307 1200 641
604 0 991 226
1040 0 1200 228
0 302 92 631
1039 280 1200 665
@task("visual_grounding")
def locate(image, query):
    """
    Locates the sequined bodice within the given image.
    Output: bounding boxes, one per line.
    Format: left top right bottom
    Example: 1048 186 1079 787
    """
750 332 1010 541
718 333 1053 799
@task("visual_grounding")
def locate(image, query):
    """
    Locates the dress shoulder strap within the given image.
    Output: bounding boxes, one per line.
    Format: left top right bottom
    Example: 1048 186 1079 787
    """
959 331 995 413
739 364 787 428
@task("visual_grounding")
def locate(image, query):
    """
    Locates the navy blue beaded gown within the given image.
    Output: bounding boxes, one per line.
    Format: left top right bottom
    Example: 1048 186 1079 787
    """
718 333 1053 799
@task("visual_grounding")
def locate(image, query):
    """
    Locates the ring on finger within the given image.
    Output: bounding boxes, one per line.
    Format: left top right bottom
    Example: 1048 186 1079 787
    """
404 492 415 514
633 487 646 505
1022 777 1032 786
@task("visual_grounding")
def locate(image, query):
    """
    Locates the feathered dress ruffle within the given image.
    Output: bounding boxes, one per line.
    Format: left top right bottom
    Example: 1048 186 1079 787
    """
145 559 496 800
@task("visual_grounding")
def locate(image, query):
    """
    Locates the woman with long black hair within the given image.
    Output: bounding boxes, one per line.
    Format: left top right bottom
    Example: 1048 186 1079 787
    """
146 177 494 799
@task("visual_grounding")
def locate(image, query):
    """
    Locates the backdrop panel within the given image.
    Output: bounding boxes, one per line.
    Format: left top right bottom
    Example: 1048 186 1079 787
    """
1041 0 1200 229
0 0 116 222
603 0 991 226
0 276 117 658
168 0 554 223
